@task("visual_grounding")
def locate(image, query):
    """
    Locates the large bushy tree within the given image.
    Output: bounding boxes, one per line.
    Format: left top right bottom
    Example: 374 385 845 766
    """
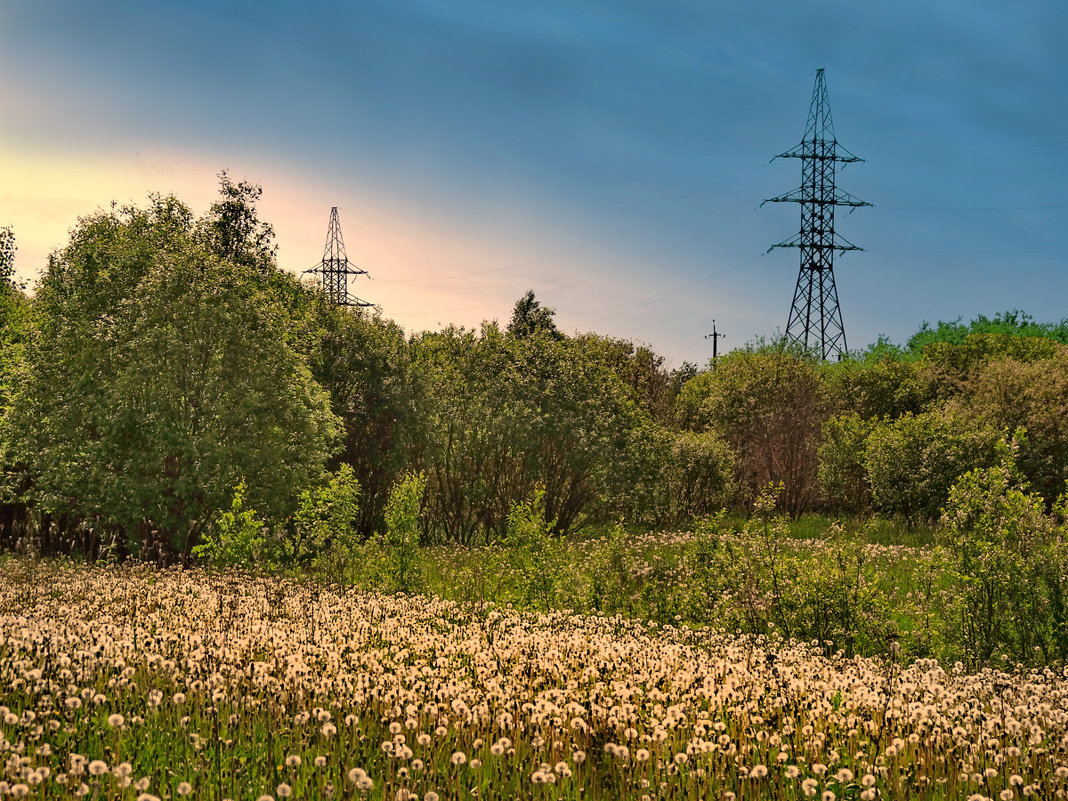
414 321 639 542
10 193 337 559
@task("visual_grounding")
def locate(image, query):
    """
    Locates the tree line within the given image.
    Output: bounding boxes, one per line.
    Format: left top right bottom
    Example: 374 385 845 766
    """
2 178 1067 561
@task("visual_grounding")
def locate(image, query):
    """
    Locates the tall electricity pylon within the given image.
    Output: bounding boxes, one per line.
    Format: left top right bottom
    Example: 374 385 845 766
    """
763 68 870 360
305 207 372 307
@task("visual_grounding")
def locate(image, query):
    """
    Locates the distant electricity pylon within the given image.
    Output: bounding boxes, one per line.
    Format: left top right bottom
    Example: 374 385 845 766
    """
763 68 870 360
305 207 372 307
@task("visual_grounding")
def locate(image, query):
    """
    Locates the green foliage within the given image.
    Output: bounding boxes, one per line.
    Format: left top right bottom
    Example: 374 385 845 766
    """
502 484 564 610
311 307 421 537
864 409 1001 523
290 464 361 578
688 349 824 516
939 440 1066 664
10 189 338 558
196 171 277 271
627 426 736 527
817 413 877 514
821 356 938 419
950 353 1068 501
907 310 1068 355
575 333 676 423
506 289 562 339
0 226 14 286
414 323 638 543
191 482 266 570
377 471 426 592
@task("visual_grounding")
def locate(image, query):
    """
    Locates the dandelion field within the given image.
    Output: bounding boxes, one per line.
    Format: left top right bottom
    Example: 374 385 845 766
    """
2 560 1068 801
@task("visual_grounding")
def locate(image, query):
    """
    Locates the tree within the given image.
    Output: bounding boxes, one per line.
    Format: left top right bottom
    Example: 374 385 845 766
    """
507 290 562 339
950 353 1068 503
0 227 14 286
197 171 277 272
686 348 825 517
863 409 1000 523
311 305 422 537
574 333 675 423
414 323 637 542
0 226 32 548
11 191 338 559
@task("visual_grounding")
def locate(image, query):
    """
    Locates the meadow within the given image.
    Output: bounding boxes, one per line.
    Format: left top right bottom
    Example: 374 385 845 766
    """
2 558 1068 801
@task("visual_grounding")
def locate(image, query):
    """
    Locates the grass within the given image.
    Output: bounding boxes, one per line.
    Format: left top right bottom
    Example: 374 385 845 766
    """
2 560 1067 800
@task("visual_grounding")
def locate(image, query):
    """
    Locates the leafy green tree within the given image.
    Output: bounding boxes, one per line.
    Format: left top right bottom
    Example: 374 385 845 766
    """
822 356 938 420
196 171 277 272
940 440 1062 664
949 353 1068 503
0 227 32 548
11 192 338 559
907 310 1068 355
575 334 676 423
507 289 562 339
414 323 637 542
864 409 1000 523
817 413 877 515
686 348 825 517
0 227 14 286
311 306 422 537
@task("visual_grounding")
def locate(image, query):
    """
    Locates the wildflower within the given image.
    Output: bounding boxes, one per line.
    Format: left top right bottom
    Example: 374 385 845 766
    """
285 755 301 769
108 713 125 727
751 765 768 779
425 793 440 801
88 761 109 777
802 778 819 797
836 768 853 783
822 792 836 801
177 782 193 796
452 751 467 766
1001 791 1014 801
277 784 292 798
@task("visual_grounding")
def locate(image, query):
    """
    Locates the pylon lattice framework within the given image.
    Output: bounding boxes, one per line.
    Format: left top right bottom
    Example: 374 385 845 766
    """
305 207 372 307
763 68 870 360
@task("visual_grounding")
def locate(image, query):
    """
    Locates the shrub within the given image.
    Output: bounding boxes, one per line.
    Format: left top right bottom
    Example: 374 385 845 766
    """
939 439 1060 665
817 413 877 515
379 471 426 592
290 465 361 582
864 409 1000 523
502 484 564 610
191 482 267 570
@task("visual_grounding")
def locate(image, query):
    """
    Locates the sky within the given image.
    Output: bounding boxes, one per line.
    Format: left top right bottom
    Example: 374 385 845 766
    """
2 0 1067 367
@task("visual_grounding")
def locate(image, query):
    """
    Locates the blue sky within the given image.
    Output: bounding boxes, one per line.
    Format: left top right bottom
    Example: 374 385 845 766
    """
2 0 1067 365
